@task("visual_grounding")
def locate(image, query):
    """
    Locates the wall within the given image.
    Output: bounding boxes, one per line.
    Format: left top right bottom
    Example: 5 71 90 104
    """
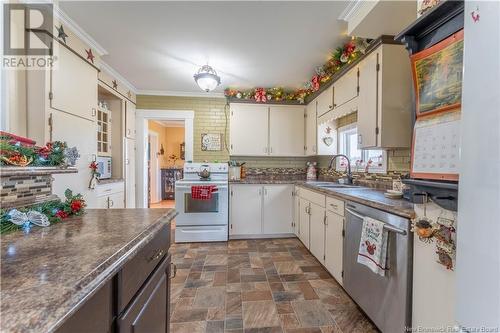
148 121 169 167
165 127 185 167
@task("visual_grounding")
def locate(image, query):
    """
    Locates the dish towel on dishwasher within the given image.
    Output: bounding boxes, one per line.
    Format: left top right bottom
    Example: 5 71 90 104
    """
357 216 388 276
191 185 217 200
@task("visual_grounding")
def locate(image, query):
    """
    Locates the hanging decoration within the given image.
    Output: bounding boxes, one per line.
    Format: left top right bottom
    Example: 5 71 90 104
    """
0 133 77 167
56 24 68 44
112 80 118 90
85 48 95 64
224 37 370 104
88 161 100 189
0 189 86 234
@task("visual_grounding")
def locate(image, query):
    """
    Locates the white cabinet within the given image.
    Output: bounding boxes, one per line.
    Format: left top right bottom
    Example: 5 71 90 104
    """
305 99 317 155
293 189 300 236
94 182 125 209
333 66 359 110
357 44 412 149
230 104 269 156
125 101 136 139
230 103 305 156
125 138 136 208
269 106 305 156
316 85 334 117
325 210 344 285
50 110 97 203
230 184 294 237
298 198 310 248
263 185 293 234
50 46 98 121
309 202 326 263
230 184 263 236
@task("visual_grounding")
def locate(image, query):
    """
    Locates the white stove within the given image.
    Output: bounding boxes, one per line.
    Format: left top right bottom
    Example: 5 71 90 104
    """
175 163 229 242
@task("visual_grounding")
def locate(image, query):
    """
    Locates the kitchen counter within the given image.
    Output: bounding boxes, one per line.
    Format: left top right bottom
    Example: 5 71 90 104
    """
0 208 176 333
97 178 124 185
230 177 415 219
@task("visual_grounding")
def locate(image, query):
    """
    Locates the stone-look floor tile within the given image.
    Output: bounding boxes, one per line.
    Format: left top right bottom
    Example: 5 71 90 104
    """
241 274 267 283
254 282 270 290
319 325 341 333
175 297 194 311
225 317 243 330
272 291 304 302
292 300 335 327
205 254 228 266
296 281 319 300
269 282 285 292
206 321 225 333
279 314 300 329
285 328 322 333
242 301 280 328
225 330 243 333
207 307 225 321
180 288 197 298
274 262 303 275
226 292 242 317
194 287 226 308
171 309 208 323
227 269 241 283
244 327 283 333
171 321 206 333
242 290 273 301
227 283 242 292
328 302 378 333
275 302 295 314
213 271 227 286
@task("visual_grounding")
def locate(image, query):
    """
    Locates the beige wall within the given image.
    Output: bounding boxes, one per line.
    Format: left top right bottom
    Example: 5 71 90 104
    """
165 127 185 167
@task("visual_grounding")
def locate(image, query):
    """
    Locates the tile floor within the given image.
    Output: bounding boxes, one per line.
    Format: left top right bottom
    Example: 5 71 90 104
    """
169 237 378 333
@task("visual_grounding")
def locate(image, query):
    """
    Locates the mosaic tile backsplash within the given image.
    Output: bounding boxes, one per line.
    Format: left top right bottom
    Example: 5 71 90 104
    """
1 174 54 208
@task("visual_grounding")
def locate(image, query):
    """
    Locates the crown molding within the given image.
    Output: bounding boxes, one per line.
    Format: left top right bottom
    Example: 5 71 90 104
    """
53 5 108 56
338 0 364 21
136 90 225 99
99 60 138 94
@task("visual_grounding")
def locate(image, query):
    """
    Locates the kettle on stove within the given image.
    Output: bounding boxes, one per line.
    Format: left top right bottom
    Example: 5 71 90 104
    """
197 164 211 179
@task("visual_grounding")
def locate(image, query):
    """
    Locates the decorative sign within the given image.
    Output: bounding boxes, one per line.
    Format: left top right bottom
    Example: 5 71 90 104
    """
201 133 222 151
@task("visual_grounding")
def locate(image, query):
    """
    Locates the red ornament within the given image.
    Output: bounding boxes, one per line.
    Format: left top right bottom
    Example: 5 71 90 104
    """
55 211 69 219
85 48 95 63
89 161 98 171
345 41 356 54
311 75 320 92
254 88 267 103
71 200 83 212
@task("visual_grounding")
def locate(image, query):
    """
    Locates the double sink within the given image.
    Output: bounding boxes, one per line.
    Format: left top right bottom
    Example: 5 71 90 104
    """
305 181 360 189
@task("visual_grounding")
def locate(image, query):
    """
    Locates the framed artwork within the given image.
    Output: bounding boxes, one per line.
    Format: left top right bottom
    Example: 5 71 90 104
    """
411 30 464 117
201 133 222 151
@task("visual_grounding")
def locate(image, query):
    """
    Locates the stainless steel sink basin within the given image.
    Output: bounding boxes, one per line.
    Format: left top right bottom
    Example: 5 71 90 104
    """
305 181 359 189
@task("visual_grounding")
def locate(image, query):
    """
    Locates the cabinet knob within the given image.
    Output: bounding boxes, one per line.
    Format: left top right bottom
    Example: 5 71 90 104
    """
169 263 177 279
127 129 131 135
358 134 362 144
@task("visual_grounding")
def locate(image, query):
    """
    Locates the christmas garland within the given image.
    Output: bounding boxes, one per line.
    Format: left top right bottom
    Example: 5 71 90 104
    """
0 133 79 167
224 37 370 104
0 189 86 234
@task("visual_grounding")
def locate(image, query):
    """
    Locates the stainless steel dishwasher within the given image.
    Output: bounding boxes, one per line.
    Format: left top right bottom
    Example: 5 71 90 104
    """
343 201 413 333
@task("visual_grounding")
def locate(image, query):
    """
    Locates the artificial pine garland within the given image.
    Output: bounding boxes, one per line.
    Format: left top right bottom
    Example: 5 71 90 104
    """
0 134 67 167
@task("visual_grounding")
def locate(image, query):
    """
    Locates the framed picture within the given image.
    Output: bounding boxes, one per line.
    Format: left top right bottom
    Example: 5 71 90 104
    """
201 133 223 151
411 30 464 117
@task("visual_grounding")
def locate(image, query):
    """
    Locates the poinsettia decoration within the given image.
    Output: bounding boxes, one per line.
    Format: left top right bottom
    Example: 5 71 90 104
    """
224 37 370 103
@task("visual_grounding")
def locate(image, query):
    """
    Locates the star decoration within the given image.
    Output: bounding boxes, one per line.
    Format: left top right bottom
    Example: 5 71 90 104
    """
85 48 95 64
112 80 118 90
56 24 68 44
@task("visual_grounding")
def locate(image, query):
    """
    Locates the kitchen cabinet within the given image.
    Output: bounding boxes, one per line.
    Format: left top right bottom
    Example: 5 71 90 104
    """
50 45 98 121
305 99 317 155
230 104 269 156
325 210 344 285
230 184 294 237
230 103 305 156
333 66 359 110
293 188 300 237
125 138 136 208
269 106 305 156
230 184 263 235
125 101 136 139
298 198 310 248
316 85 334 117
309 202 326 263
262 185 293 234
94 182 125 209
357 43 412 149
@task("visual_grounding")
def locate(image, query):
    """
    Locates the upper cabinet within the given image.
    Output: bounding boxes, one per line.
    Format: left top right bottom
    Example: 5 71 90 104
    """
316 85 334 117
269 105 305 156
357 44 412 149
125 101 136 139
333 66 359 111
230 103 305 156
305 99 317 156
50 46 98 121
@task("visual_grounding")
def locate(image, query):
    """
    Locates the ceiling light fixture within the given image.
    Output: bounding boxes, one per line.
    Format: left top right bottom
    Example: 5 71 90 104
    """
193 64 221 92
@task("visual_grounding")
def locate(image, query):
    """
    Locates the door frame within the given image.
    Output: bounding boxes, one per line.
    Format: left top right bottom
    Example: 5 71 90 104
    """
148 130 161 204
136 109 194 208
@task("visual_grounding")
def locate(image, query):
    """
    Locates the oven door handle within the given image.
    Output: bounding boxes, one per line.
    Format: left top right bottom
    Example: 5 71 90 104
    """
345 208 407 236
175 185 228 190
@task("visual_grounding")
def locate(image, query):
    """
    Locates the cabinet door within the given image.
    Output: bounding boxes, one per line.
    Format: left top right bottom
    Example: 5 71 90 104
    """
293 190 300 237
305 100 317 155
230 104 268 156
357 50 379 149
309 202 326 263
325 211 344 285
50 110 97 203
125 101 136 139
51 46 98 121
298 198 310 249
230 185 262 235
263 185 293 234
108 191 125 209
333 66 359 110
316 85 334 117
269 106 305 156
125 138 136 208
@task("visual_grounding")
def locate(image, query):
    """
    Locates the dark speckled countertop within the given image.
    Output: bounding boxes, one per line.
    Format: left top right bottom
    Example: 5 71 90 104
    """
0 208 177 333
230 178 415 219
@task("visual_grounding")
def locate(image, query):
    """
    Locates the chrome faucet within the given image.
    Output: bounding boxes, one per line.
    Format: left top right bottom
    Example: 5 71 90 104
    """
328 154 353 184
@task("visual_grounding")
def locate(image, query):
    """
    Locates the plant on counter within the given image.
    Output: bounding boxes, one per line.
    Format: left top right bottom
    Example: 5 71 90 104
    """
0 132 79 167
224 37 370 104
0 189 86 235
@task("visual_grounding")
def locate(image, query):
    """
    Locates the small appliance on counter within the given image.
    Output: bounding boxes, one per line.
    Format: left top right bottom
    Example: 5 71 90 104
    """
96 156 112 179
228 161 245 181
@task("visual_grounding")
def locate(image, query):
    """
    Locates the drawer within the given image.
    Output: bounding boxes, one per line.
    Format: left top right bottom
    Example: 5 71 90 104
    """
326 196 344 216
298 187 325 207
96 181 125 197
117 224 170 313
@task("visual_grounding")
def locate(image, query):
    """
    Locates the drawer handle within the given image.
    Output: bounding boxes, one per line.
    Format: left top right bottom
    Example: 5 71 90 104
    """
148 249 165 262
329 203 338 209
169 263 177 279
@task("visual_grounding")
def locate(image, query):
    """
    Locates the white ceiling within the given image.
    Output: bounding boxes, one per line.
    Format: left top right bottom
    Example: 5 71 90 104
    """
60 1 350 96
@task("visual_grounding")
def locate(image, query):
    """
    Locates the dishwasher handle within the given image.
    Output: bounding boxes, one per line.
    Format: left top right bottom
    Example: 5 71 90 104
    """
345 208 407 236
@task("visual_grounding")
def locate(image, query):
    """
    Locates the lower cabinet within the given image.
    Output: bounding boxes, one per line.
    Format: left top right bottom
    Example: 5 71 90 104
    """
298 198 310 248
293 189 300 237
94 182 125 209
230 184 294 237
325 210 344 285
309 202 326 264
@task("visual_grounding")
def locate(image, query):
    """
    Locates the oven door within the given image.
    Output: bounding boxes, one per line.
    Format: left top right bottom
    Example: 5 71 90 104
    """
175 182 228 226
